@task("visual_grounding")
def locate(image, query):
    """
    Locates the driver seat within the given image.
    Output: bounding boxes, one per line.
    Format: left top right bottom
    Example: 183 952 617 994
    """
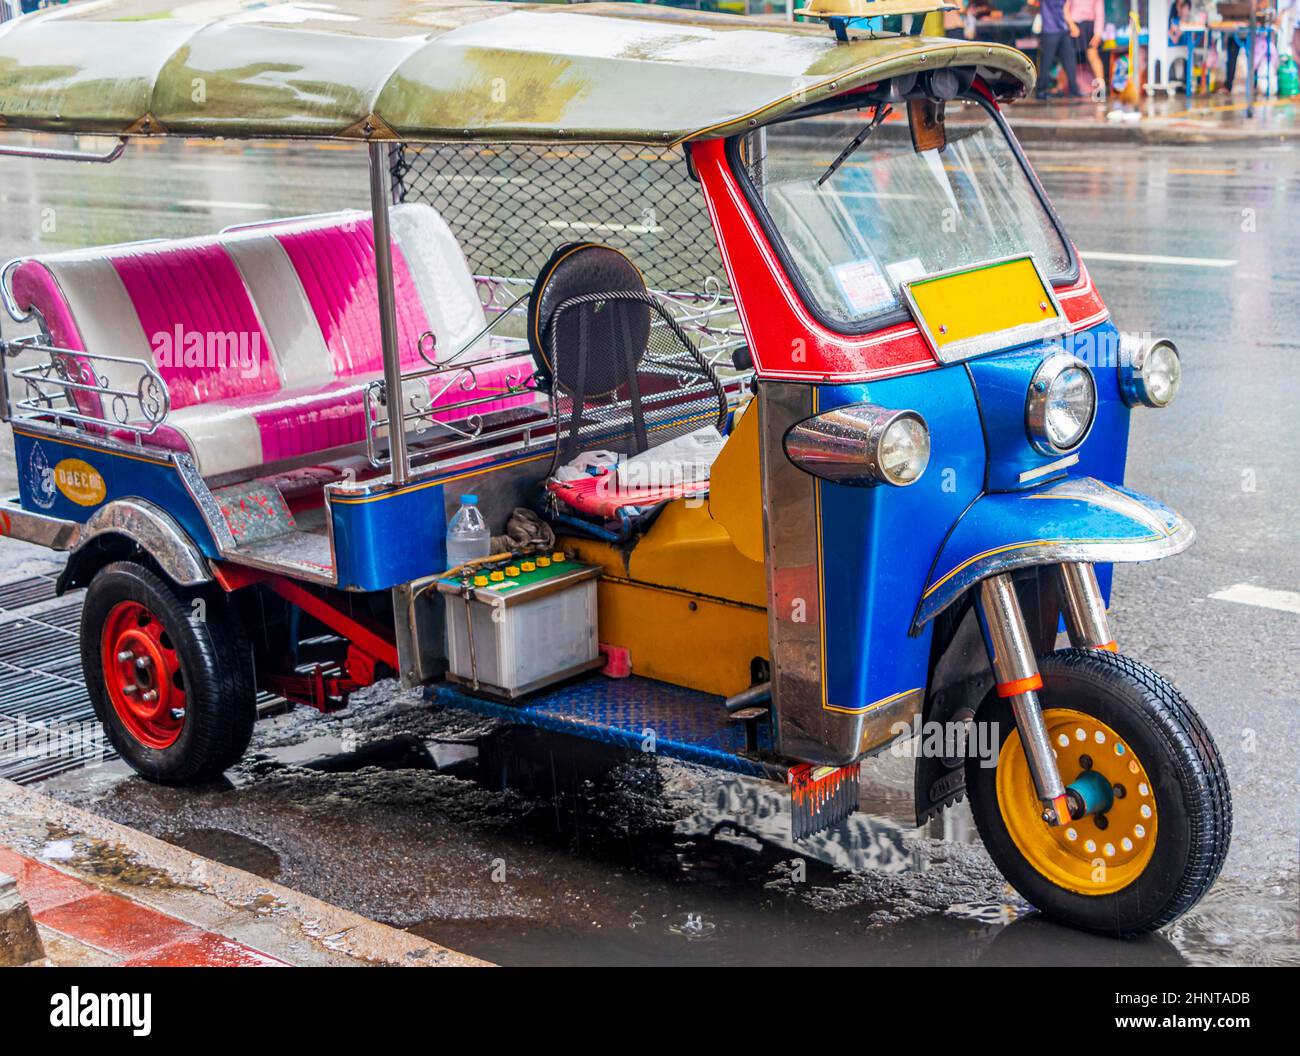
529 243 729 541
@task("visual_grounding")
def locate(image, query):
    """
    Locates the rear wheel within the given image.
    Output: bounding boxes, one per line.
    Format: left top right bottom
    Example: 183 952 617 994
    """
81 561 256 784
967 649 1231 936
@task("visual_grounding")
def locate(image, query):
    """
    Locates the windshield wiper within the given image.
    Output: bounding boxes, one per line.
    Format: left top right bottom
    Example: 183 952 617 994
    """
816 104 892 187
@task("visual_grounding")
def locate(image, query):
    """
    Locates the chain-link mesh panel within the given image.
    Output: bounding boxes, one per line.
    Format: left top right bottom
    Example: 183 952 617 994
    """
391 143 727 295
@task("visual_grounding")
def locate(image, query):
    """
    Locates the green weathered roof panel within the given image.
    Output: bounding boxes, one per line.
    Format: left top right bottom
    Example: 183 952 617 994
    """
0 0 1035 143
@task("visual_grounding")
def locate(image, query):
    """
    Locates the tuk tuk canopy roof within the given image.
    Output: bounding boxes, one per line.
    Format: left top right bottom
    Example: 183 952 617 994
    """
0 0 1034 145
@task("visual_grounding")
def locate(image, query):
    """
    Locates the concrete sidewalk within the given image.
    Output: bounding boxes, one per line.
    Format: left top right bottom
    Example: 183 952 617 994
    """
1005 93 1300 144
0 778 489 967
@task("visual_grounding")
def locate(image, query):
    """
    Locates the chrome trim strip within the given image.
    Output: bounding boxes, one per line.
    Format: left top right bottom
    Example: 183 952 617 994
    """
172 453 237 554
74 499 211 587
0 137 126 164
1018 453 1078 483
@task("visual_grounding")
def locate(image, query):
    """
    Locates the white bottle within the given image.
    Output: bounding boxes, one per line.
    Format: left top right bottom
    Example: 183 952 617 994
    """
446 494 491 567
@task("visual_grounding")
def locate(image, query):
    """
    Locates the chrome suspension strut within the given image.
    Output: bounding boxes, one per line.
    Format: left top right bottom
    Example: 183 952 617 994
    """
977 573 1070 826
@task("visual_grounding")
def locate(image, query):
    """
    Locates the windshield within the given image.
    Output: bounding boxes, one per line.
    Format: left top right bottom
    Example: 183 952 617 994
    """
736 97 1073 330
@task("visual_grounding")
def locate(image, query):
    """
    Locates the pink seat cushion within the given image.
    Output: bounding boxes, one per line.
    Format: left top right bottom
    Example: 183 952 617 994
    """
122 356 540 471
111 244 278 409
250 357 539 464
273 220 432 378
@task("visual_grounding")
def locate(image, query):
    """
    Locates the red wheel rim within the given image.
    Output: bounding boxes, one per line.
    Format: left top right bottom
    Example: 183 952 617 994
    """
100 600 186 750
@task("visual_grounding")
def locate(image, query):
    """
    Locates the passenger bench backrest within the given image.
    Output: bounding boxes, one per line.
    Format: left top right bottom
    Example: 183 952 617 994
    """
110 242 279 405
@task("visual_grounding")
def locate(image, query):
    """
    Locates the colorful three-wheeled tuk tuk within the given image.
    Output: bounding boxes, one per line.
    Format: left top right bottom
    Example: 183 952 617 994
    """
0 0 1229 935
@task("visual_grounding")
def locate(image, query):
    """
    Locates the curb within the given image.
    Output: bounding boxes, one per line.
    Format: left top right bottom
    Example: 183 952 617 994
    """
1005 118 1300 145
0 778 491 968
0 870 44 966
792 111 1300 147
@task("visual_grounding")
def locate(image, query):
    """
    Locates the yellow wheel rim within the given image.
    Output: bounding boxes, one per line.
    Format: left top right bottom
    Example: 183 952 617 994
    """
997 708 1158 896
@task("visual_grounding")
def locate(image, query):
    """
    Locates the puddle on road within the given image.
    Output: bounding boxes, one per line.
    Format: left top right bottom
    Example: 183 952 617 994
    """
33 694 1297 967
168 828 282 881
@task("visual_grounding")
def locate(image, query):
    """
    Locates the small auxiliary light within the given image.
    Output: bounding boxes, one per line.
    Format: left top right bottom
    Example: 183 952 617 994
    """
794 0 957 41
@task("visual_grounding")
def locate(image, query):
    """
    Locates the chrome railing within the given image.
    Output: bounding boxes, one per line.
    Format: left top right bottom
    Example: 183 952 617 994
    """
363 276 751 472
1 332 171 442
1 333 170 440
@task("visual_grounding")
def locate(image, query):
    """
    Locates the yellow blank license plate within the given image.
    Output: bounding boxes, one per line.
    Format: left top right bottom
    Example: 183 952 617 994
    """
902 256 1068 363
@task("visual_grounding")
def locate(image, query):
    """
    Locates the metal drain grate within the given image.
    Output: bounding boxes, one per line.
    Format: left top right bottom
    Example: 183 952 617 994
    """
0 578 109 784
0 574 58 609
0 574 291 783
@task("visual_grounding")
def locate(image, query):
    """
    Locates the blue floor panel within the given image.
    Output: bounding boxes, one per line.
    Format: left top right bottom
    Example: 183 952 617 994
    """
430 676 774 778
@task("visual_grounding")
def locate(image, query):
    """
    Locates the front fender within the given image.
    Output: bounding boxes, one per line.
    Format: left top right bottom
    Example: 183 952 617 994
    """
913 477 1193 630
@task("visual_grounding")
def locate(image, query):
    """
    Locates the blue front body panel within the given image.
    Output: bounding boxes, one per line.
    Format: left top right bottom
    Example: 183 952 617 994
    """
813 321 1156 710
11 428 219 555
815 367 985 712
965 322 1130 494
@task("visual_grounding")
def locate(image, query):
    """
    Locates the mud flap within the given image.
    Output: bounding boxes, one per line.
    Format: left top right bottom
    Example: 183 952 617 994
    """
789 763 860 840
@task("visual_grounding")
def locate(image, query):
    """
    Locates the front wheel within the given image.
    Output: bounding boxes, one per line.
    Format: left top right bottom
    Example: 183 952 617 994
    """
967 649 1231 936
81 560 256 785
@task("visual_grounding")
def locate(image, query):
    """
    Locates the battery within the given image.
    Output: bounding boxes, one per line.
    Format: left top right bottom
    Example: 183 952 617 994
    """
437 556 601 699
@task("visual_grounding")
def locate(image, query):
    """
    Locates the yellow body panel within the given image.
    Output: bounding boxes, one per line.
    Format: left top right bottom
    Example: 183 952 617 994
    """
707 398 765 565
908 256 1058 349
559 407 770 697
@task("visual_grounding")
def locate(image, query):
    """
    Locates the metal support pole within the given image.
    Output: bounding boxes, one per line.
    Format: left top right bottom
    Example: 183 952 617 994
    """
368 140 409 485
1057 562 1117 651
978 573 1069 823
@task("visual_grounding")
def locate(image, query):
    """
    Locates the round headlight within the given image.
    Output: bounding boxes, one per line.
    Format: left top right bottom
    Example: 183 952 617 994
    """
879 414 931 485
784 404 930 487
1026 353 1096 455
1119 336 1181 408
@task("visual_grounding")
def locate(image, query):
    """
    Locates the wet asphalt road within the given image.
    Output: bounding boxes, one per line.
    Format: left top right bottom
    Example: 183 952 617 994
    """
0 135 1296 966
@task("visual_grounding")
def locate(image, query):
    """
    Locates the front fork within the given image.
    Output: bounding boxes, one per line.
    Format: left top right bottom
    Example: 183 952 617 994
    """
977 563 1115 826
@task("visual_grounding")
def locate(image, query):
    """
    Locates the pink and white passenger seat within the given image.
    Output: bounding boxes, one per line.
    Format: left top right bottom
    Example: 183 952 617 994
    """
7 205 539 478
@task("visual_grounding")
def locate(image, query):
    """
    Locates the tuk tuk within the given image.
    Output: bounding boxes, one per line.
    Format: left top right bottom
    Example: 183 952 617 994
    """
0 0 1229 936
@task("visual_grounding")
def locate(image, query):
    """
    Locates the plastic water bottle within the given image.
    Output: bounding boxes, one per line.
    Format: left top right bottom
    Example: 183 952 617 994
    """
446 494 491 566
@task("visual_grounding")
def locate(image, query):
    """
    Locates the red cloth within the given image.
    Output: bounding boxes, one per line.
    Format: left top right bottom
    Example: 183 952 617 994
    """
546 469 706 519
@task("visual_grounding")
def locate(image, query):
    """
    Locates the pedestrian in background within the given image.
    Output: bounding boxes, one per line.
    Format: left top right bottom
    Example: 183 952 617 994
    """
1035 0 1084 98
1067 0 1107 97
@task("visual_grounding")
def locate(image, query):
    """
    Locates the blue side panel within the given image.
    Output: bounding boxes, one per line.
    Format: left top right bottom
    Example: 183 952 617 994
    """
429 676 773 778
11 429 218 554
330 480 448 591
816 366 985 710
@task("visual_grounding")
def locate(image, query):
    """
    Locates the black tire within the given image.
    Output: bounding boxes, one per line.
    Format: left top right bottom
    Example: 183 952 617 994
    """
81 560 256 784
967 649 1231 936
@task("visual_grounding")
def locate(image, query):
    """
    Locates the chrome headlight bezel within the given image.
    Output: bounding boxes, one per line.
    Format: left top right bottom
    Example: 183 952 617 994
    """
784 403 931 488
1025 352 1097 455
1118 335 1181 408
